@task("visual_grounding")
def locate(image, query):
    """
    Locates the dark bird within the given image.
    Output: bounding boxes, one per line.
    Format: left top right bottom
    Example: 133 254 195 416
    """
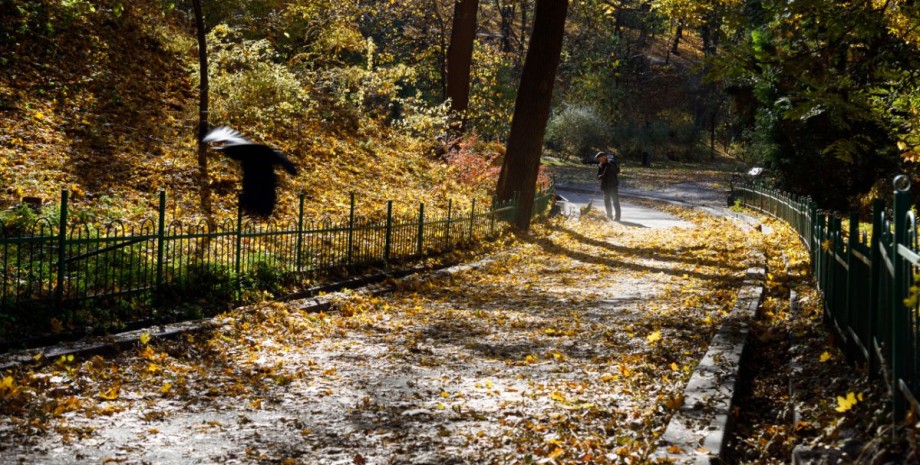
579 199 593 218
202 126 298 217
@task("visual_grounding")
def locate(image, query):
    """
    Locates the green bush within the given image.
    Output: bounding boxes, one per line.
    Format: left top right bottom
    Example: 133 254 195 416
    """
0 204 39 236
545 104 610 161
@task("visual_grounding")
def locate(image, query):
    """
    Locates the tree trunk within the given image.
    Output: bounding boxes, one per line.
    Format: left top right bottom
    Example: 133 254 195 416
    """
518 0 528 70
193 0 213 224
495 0 515 53
431 1 449 101
670 21 683 55
495 0 569 232
710 110 717 160
445 0 480 129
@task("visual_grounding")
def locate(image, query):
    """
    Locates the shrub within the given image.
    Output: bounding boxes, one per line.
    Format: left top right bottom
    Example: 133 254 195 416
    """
545 104 611 161
206 25 311 129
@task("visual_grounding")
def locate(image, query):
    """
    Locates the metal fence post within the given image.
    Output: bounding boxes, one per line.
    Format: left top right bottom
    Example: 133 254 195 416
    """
489 197 496 236
891 182 911 425
868 199 884 379
155 191 166 289
446 199 453 248
296 193 305 272
845 211 859 361
234 197 243 299
384 200 393 263
55 190 69 307
417 203 425 257
469 199 476 240
348 192 355 266
810 202 818 255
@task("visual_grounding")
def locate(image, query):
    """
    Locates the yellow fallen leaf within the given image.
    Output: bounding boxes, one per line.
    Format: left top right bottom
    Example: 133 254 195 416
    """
160 382 172 394
670 362 679 371
664 394 684 410
835 392 859 412
647 330 661 344
139 345 156 360
548 447 564 459
99 386 120 401
139 332 151 345
819 351 832 362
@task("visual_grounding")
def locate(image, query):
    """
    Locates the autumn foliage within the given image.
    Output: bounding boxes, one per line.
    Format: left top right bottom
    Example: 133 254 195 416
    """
0 1 492 226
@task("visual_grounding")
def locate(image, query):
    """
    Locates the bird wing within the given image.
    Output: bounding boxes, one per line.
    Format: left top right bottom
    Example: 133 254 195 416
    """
202 126 252 146
273 150 298 175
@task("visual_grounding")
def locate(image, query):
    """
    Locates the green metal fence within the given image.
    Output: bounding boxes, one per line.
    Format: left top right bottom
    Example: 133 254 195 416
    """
0 184 554 345
733 176 920 430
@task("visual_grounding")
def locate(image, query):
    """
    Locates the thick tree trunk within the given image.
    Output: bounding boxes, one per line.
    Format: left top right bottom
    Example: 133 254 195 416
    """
445 0 480 128
193 0 213 224
495 0 569 232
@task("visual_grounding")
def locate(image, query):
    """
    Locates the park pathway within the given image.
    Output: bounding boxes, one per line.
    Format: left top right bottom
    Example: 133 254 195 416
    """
553 188 693 229
0 197 759 464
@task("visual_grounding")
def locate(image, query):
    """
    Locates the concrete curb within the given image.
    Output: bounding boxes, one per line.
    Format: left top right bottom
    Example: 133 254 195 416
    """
648 266 765 464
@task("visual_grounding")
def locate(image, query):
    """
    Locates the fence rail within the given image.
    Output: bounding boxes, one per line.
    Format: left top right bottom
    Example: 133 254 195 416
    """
0 185 554 346
733 177 919 430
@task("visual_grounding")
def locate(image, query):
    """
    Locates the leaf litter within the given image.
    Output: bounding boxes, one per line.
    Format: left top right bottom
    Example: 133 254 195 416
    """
0 205 760 464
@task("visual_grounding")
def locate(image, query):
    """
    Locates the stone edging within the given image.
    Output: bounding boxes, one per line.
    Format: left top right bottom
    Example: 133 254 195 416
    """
648 264 765 463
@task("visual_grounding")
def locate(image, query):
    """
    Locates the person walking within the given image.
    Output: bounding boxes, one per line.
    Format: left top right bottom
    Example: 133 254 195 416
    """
596 151 621 221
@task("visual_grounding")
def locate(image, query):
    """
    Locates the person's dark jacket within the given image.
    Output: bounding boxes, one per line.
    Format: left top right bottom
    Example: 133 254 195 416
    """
598 158 620 191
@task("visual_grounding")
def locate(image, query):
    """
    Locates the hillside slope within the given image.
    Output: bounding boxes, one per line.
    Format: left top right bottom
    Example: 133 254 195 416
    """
0 1 483 226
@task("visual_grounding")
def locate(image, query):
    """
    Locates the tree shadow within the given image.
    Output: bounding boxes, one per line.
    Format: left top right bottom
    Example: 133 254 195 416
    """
614 220 648 228
552 223 749 272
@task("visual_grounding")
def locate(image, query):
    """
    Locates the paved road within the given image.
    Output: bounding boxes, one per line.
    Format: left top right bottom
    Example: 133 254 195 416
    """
555 188 694 229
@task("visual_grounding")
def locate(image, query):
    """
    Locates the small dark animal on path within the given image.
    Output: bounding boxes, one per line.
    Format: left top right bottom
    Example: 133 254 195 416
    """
202 126 298 217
